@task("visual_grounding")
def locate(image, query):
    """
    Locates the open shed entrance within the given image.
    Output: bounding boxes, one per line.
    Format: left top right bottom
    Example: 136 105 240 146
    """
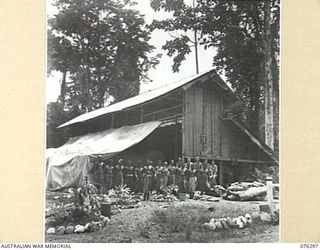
121 121 182 164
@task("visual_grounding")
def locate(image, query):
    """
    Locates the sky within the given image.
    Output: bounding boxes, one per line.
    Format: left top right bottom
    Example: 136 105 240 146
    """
46 0 218 104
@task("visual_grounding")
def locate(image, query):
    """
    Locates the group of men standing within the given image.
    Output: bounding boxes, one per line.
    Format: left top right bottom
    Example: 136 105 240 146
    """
89 156 218 201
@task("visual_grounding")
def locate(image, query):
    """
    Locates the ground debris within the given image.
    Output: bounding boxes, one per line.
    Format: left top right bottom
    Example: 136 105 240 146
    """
193 192 221 202
140 230 151 238
150 194 178 202
119 237 132 243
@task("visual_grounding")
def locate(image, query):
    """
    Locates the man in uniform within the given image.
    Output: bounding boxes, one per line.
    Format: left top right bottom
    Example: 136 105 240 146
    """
175 159 184 192
97 159 105 193
184 158 193 197
196 165 209 194
125 160 136 192
113 159 124 187
88 157 104 193
155 163 164 194
211 160 218 185
135 161 144 193
176 157 183 169
142 160 154 200
189 163 197 199
175 159 185 193
203 159 209 169
193 156 203 170
168 160 176 187
163 161 169 188
104 159 114 192
206 160 214 188
154 160 162 193
122 160 129 187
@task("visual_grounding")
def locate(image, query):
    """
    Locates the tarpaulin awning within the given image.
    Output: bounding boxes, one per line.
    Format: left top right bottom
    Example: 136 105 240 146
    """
48 121 161 166
46 121 161 190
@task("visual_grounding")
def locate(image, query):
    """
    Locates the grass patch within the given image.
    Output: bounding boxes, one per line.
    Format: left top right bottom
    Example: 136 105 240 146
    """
148 201 260 242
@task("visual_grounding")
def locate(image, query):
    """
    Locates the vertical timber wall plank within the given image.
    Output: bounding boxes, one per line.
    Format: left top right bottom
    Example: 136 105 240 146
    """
218 92 224 158
211 86 223 158
204 89 213 157
214 90 221 157
182 92 186 157
221 99 232 159
193 87 203 156
211 87 215 157
184 88 194 157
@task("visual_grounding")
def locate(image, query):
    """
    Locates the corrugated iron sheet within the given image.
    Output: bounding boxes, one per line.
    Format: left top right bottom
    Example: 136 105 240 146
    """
58 69 223 128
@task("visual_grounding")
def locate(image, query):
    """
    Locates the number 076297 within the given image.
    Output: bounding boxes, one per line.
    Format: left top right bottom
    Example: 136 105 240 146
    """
300 244 319 248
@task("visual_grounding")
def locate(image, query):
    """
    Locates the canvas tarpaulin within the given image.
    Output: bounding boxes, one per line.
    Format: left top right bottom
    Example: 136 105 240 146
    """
46 121 161 190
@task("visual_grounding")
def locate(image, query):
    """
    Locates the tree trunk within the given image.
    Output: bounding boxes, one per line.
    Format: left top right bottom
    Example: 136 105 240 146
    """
85 65 92 111
272 53 279 154
59 70 67 105
258 60 265 142
263 0 274 150
96 4 105 108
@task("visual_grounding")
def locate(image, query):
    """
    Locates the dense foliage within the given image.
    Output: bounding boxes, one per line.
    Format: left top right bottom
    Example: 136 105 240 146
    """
149 0 279 151
48 0 160 112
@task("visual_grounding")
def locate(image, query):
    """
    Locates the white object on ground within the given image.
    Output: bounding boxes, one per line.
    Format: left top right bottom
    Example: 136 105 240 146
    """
46 228 55 234
84 223 93 232
235 218 244 228
209 218 215 225
74 225 85 233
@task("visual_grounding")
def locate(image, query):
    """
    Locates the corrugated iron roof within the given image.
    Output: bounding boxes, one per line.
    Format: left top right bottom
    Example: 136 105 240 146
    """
58 69 234 128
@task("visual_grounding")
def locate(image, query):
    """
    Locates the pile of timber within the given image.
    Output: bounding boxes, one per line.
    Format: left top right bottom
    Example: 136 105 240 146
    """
223 181 267 201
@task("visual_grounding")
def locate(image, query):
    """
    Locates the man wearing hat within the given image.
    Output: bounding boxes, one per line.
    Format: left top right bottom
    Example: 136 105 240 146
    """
125 160 136 192
113 159 124 187
135 161 143 193
142 160 154 200
168 160 176 187
104 159 114 192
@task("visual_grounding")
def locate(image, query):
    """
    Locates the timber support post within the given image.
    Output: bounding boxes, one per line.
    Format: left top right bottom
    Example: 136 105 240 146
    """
266 176 274 211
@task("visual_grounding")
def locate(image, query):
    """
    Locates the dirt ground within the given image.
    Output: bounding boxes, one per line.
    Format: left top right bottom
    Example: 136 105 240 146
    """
45 193 279 243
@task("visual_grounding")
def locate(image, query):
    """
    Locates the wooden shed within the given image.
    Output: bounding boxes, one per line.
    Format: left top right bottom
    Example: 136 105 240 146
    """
58 69 278 185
